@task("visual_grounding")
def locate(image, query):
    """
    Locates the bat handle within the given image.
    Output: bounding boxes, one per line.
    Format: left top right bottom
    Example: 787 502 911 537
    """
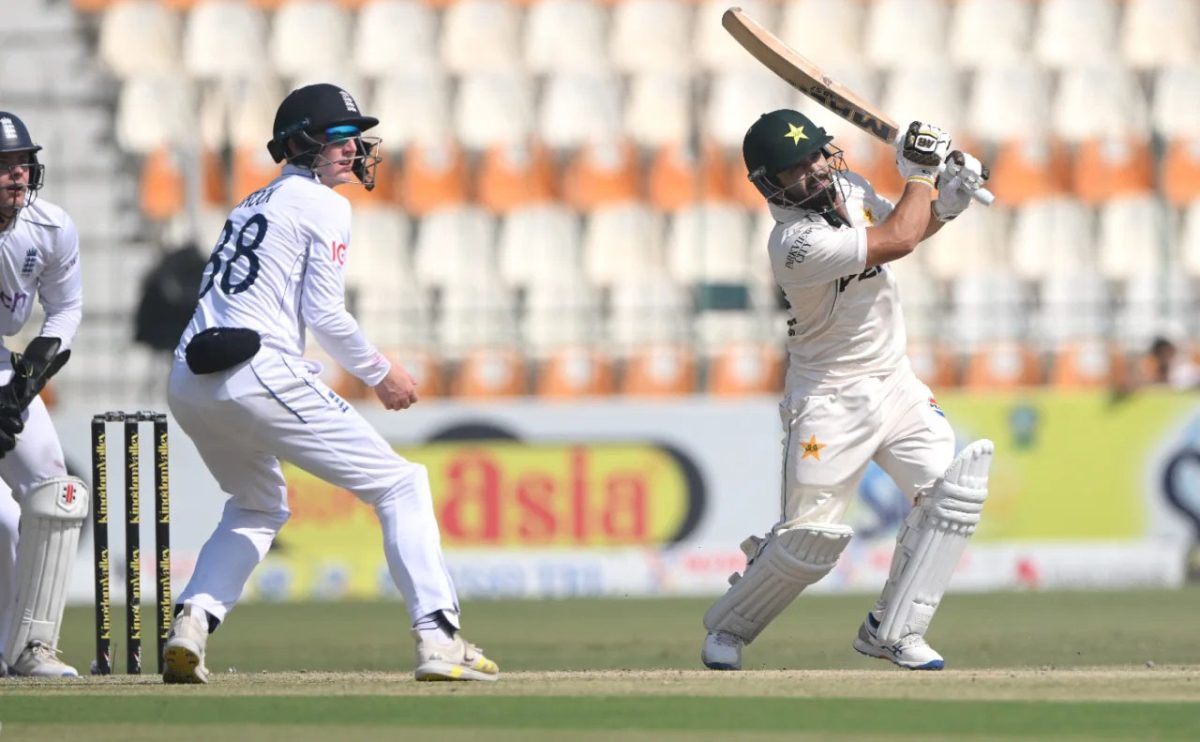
934 161 995 207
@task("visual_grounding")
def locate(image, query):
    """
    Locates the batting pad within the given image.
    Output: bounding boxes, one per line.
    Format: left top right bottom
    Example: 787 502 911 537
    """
704 523 853 642
875 440 993 645
4 476 89 660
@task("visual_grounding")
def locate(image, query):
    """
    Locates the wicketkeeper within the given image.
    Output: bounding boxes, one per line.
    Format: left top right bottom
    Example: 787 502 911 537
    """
701 110 992 671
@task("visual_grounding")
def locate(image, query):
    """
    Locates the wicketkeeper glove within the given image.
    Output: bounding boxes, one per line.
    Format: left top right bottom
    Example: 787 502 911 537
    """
895 121 951 188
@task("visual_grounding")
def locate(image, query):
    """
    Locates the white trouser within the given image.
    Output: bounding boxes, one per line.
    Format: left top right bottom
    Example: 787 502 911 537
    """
0 360 70 659
167 351 459 625
778 364 955 529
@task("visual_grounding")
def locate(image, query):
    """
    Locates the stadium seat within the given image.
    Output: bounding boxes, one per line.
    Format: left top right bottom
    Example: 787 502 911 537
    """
906 341 959 389
1049 340 1129 389
1097 196 1164 281
779 0 866 69
476 141 558 214
139 146 226 221
561 139 642 211
704 69 794 150
413 205 498 293
1052 63 1148 145
536 346 616 398
455 72 535 152
498 204 584 289
609 277 691 350
583 203 668 290
695 0 775 72
1036 270 1111 347
451 347 528 399
1115 271 1192 352
987 137 1072 206
182 1 269 80
439 280 520 356
609 0 693 74
1152 66 1200 204
665 203 751 284
539 73 624 152
962 341 1043 390
116 76 194 155
948 270 1030 351
370 72 452 152
947 0 1032 69
647 143 732 213
441 0 522 75
966 63 1052 147
1180 199 1200 279
1034 0 1119 69
1120 0 1199 70
1071 138 1154 205
396 140 469 216
232 145 282 201
706 341 784 397
525 0 608 75
269 1 351 81
863 0 948 69
352 0 439 78
624 72 693 149
881 66 964 143
887 255 939 344
523 280 605 355
921 204 1007 282
99 1 180 79
620 343 697 396
1008 197 1096 281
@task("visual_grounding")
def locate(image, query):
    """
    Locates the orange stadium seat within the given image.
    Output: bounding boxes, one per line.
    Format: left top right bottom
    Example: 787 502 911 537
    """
232 145 281 202
396 141 469 216
536 346 616 399
727 152 762 210
962 341 1043 390
988 138 1072 206
620 344 696 397
1049 340 1129 389
1071 137 1154 205
907 342 959 389
706 342 784 397
452 347 528 399
71 0 116 12
1162 138 1200 206
647 142 732 213
476 141 558 214
140 147 226 222
561 139 641 211
339 155 396 207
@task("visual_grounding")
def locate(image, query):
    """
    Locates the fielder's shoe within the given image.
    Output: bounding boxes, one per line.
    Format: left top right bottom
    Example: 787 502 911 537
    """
162 604 210 684
7 640 79 678
852 612 944 670
701 630 744 671
413 631 499 681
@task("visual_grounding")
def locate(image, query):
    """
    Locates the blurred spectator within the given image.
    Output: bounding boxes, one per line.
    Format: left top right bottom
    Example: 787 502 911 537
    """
1113 333 1200 399
134 242 207 354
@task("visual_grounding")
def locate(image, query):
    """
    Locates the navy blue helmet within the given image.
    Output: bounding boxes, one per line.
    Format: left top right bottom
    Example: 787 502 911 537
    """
0 112 45 197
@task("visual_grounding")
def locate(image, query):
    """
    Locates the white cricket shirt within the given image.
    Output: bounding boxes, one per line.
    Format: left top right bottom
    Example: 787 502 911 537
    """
766 171 908 392
175 165 390 385
0 198 82 349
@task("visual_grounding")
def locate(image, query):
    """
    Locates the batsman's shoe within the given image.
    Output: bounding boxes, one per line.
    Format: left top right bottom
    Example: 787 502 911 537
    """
701 630 744 671
413 631 499 682
852 613 944 670
163 605 210 684
7 640 79 677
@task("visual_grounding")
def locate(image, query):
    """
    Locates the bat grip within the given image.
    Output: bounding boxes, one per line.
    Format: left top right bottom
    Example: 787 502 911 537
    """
934 162 995 206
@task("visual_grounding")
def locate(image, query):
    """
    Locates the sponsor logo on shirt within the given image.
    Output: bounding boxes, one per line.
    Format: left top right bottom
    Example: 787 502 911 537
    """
782 223 816 269
331 241 347 267
0 289 28 312
929 397 945 418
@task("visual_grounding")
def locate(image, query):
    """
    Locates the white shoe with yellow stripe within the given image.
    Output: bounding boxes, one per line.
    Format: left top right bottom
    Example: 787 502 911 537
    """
413 631 499 682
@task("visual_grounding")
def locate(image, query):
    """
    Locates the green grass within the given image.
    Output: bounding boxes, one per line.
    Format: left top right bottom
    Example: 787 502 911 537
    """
3 589 1199 740
53 588 1200 672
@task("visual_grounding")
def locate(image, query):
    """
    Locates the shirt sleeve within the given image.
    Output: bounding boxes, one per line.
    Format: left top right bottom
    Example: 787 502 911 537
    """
37 211 83 348
772 219 867 290
299 197 391 386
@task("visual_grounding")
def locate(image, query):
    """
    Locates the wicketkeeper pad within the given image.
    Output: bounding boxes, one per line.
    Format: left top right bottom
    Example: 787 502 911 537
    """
704 523 853 642
875 439 992 644
4 476 89 660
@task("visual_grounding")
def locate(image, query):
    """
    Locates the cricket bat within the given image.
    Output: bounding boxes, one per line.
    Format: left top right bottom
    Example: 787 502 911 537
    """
721 7 994 205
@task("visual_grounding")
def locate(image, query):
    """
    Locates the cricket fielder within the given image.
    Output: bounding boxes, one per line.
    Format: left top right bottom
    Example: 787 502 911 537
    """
0 111 86 677
162 84 497 683
701 110 993 671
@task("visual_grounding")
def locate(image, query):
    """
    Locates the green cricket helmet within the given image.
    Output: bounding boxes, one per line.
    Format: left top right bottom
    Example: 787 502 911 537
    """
742 109 842 209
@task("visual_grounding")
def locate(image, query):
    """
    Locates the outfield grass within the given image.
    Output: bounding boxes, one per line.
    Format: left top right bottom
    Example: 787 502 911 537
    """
2 589 1199 740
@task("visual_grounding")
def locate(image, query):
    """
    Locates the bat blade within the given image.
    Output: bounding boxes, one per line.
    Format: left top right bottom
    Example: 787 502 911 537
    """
722 7 994 205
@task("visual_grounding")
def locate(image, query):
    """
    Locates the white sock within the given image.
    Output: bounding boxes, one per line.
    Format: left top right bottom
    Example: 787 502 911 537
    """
413 611 455 643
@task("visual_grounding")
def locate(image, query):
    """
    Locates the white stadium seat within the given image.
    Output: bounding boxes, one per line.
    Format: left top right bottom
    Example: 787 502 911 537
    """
539 73 624 151
371 72 452 150
864 0 949 69
1119 0 1199 71
523 279 605 354
100 1 180 79
625 72 693 148
1097 196 1167 281
270 1 351 81
1181 200 1200 279
353 0 439 79
609 276 692 348
438 281 519 352
182 0 268 81
583 203 668 289
665 203 752 284
525 0 608 75
779 0 867 70
695 0 776 72
1033 0 1119 69
454 72 535 151
115 76 195 154
947 0 1031 70
704 70 794 149
498 204 585 289
881 66 964 139
1052 63 1148 143
413 205 498 290
610 0 693 75
1151 66 1200 140
1009 198 1096 281
441 0 522 75
967 63 1053 143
